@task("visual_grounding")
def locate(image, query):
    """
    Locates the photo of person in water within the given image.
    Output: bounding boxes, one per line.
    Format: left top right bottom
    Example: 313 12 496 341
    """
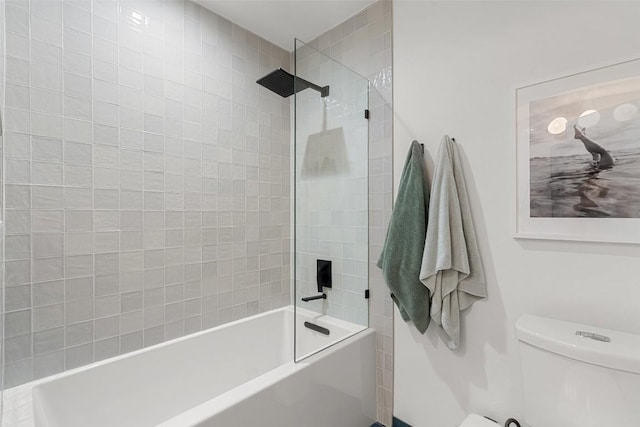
528 76 640 218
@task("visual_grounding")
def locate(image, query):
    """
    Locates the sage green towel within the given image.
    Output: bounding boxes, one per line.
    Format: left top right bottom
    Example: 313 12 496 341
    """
377 141 431 334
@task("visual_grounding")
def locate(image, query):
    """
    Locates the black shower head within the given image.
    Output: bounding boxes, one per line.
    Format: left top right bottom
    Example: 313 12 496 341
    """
257 68 297 97
256 68 329 98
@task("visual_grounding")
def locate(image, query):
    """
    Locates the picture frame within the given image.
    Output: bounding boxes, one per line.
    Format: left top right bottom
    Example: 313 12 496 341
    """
515 58 640 244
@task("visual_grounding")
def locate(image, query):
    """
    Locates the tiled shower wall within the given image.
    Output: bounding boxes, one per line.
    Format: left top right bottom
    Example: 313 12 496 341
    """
0 0 5 399
307 1 393 424
2 0 291 388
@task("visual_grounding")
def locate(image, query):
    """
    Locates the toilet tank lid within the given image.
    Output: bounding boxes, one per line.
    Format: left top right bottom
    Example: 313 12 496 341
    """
516 314 640 374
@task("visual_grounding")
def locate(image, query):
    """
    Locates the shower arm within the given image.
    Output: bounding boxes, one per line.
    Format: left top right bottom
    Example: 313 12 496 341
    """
296 76 330 98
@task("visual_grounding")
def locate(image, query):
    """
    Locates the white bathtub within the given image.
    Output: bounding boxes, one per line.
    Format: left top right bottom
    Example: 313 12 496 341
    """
2 306 376 427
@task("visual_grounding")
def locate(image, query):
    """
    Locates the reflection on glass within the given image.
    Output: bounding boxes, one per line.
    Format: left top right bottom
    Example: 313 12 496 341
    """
547 116 567 134
613 103 638 122
578 109 601 128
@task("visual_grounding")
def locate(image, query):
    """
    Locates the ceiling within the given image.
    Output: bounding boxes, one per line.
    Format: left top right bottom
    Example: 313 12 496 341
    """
194 0 378 51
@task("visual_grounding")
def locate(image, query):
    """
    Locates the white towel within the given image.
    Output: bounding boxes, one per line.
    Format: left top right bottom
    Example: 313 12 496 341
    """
420 136 486 349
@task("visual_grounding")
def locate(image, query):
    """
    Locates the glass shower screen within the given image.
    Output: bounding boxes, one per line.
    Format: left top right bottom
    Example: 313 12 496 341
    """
293 39 369 362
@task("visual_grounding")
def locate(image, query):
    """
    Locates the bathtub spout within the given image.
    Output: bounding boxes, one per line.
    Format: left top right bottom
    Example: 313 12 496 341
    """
301 293 327 302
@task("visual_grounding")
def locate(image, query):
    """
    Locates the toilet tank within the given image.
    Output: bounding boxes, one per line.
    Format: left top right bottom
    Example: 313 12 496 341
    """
516 315 640 427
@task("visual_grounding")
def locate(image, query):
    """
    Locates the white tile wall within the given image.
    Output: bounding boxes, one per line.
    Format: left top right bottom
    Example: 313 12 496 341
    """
0 0 6 396
2 0 291 388
304 1 393 424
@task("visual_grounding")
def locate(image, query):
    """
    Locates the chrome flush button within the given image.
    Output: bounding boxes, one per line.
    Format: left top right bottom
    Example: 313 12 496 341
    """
576 330 611 342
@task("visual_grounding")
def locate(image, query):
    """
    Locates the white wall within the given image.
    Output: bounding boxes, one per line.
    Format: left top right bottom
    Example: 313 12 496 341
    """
393 2 640 426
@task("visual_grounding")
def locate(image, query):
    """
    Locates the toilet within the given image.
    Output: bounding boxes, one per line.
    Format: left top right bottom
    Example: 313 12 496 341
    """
459 314 640 427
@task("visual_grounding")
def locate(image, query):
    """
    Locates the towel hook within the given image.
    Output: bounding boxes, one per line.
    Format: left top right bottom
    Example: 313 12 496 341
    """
413 137 456 154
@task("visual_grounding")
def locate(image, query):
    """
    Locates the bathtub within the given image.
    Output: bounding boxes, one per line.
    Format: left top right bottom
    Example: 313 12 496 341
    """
2 306 376 427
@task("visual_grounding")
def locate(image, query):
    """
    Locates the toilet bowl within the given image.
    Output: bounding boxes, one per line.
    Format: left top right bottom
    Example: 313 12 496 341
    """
459 413 499 426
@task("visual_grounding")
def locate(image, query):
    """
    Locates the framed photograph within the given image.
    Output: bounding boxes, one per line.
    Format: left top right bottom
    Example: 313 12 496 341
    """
516 58 640 243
